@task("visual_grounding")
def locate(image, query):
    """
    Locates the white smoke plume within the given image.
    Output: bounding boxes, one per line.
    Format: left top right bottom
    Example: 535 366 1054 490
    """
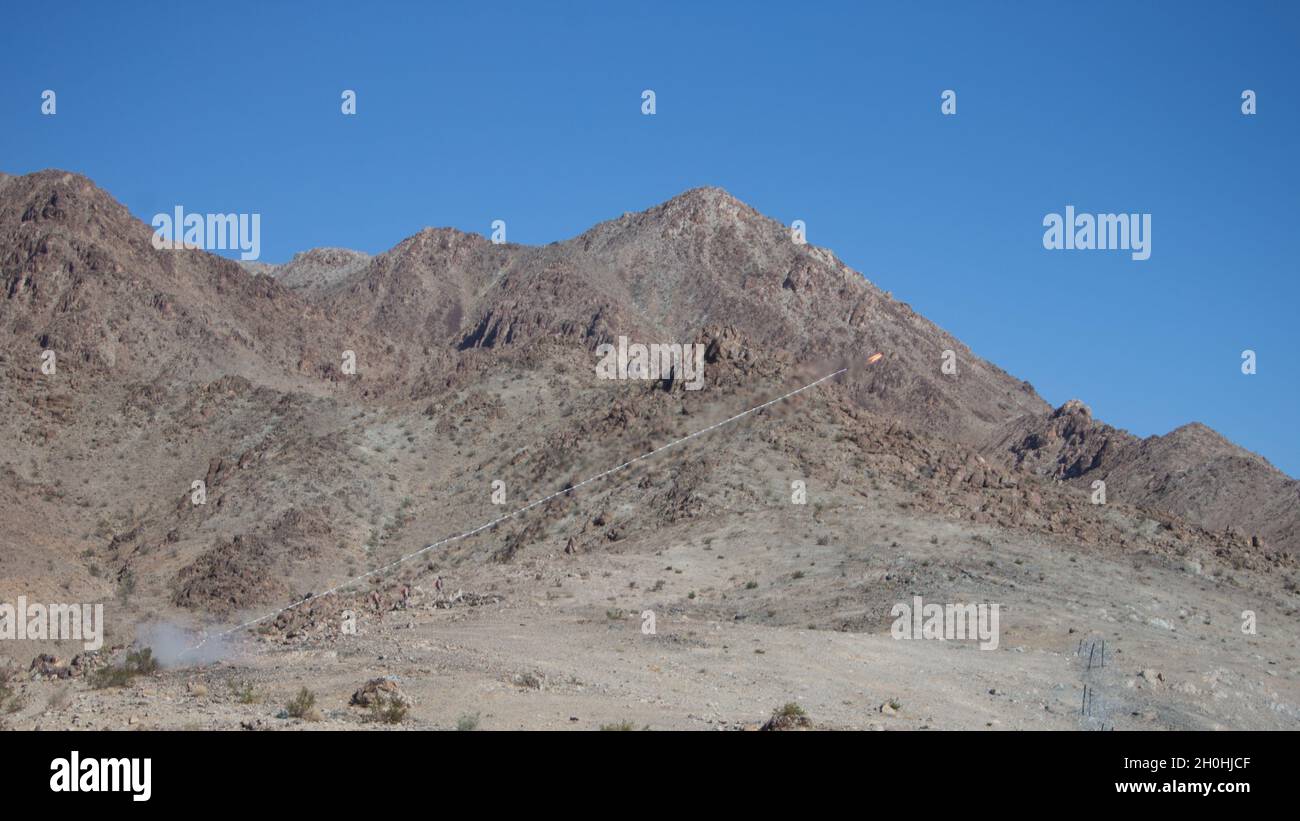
135 621 234 668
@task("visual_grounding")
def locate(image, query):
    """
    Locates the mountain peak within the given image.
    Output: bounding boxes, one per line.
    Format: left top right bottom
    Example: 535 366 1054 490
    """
269 247 372 294
396 225 488 249
657 185 756 218
1051 399 1092 419
667 185 743 204
1159 421 1236 452
288 246 369 266
0 168 130 227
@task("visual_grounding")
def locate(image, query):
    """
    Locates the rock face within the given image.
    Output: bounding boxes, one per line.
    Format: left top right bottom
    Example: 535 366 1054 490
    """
994 401 1299 556
350 677 412 708
999 399 1124 480
0 168 1294 652
0 170 400 390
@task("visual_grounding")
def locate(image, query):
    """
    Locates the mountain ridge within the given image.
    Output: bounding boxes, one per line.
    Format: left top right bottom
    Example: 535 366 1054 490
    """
0 169 1293 630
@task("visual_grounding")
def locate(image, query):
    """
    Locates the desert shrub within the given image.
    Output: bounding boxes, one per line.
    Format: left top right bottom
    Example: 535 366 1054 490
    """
599 720 645 731
760 701 812 731
228 680 262 704
368 697 408 725
456 712 480 731
89 647 158 689
285 687 316 718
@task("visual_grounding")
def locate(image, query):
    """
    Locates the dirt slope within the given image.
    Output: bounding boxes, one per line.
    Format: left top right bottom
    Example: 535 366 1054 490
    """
1 170 1295 731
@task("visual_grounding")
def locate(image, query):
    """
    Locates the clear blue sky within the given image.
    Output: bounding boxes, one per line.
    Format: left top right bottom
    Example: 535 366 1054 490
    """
3 1 1297 476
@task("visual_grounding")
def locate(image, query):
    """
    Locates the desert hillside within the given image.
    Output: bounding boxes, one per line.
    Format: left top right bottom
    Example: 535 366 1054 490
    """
1 170 1295 731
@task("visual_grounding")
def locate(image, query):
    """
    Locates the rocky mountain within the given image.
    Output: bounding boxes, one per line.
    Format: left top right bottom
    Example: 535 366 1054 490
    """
290 187 1050 441
0 171 397 392
993 400 1300 554
0 168 1293 646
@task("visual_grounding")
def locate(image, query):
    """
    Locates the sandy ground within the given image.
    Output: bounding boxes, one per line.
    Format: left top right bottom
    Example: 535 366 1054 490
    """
6 499 1296 732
